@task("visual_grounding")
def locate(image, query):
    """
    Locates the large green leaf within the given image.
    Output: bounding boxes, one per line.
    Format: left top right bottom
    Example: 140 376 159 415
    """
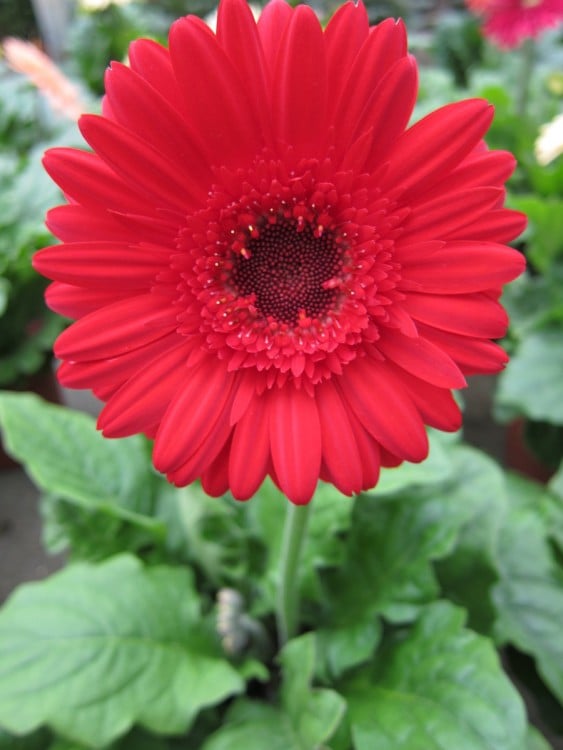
492 476 563 704
0 728 49 750
373 429 456 495
156 484 266 588
320 475 474 625
0 393 162 535
248 430 456 615
435 445 508 634
313 447 486 680
526 726 553 750
201 634 345 750
495 329 563 424
343 602 528 750
501 270 563 340
0 556 243 747
510 196 563 273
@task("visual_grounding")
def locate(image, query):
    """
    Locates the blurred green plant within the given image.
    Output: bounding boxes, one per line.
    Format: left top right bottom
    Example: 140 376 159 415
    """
0 63 76 387
0 394 561 748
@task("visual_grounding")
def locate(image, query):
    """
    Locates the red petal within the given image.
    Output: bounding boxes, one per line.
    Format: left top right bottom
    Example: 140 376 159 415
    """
402 292 508 338
269 385 321 504
230 395 270 500
128 38 185 116
230 371 259 425
347 409 381 491
257 0 293 77
34 241 167 290
217 0 273 144
401 187 504 241
44 281 128 318
154 358 235 473
164 396 235 487
47 205 136 243
317 379 363 495
201 437 232 497
334 18 407 149
168 15 262 164
54 293 177 360
338 357 429 462
79 114 199 212
57 333 184 393
325 1 369 122
444 209 527 243
97 341 189 437
417 324 509 375
273 4 327 157
401 241 525 293
386 363 462 432
46 205 178 246
43 148 157 215
104 62 211 198
363 56 418 169
423 149 517 198
382 100 494 197
378 330 466 389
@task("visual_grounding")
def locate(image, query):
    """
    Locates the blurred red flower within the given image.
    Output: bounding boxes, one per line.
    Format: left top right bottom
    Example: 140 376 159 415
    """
34 0 526 504
466 0 563 48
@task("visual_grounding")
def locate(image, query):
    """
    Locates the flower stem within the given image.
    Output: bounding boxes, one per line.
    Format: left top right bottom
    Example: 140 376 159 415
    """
276 502 311 647
516 38 535 119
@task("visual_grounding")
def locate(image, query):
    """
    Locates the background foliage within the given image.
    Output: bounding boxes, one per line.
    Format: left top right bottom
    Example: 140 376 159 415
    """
0 1 562 748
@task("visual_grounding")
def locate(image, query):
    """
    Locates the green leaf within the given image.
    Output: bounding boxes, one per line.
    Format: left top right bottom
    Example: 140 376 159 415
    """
435 446 508 634
314 444 488 679
526 726 553 750
316 616 382 682
279 634 346 748
343 602 528 750
320 472 475 625
0 728 50 750
47 742 87 750
112 728 171 750
495 329 563 424
373 428 456 495
510 196 563 272
199 703 286 750
501 268 563 342
492 477 563 704
201 634 345 750
0 393 163 535
546 465 563 552
156 484 265 587
0 555 243 747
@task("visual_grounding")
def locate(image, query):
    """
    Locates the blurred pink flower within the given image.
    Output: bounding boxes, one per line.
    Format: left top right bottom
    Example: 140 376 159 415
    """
2 37 85 120
466 0 563 48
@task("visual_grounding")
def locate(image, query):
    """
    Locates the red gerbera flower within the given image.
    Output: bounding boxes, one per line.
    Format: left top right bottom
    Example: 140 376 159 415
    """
466 0 563 48
33 0 526 505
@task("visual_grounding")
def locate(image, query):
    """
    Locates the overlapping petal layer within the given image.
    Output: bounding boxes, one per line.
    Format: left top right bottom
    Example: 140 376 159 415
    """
34 0 526 504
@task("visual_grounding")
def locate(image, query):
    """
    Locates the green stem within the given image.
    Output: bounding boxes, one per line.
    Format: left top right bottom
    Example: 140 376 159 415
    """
276 502 312 647
516 38 535 119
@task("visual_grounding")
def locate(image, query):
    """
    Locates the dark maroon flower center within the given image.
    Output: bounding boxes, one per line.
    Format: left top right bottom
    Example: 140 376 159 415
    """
230 217 342 325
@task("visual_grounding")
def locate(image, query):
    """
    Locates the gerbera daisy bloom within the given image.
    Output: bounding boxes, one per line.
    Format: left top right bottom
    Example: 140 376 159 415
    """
33 0 526 505
465 0 563 48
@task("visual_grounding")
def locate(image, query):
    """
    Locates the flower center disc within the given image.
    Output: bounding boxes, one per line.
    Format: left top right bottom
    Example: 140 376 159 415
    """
231 218 342 325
